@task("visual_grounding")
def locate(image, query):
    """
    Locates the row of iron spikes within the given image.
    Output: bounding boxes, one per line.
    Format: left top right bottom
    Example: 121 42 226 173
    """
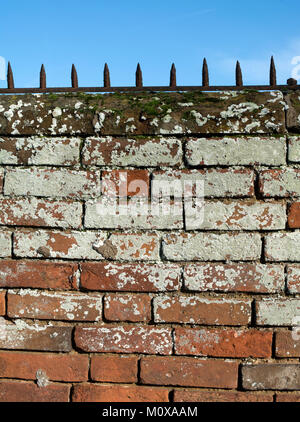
6 57 297 89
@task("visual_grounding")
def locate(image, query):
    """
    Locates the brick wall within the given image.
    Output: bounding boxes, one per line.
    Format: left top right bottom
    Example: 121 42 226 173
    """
0 90 300 402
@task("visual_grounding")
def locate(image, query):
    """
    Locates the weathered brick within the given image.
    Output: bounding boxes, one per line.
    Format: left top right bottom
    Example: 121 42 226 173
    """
0 169 3 193
186 136 286 166
90 355 138 383
14 230 160 261
85 199 183 229
288 136 300 163
72 383 169 402
185 200 285 230
13 229 107 260
0 260 79 289
4 168 100 198
0 290 5 315
265 232 300 261
0 136 80 165
256 298 300 326
0 231 11 257
173 390 274 402
0 318 72 351
140 356 238 388
80 262 181 292
184 263 284 293
154 295 251 325
174 327 272 357
162 232 261 261
102 169 149 197
0 351 88 381
259 169 300 197
82 136 182 167
242 364 300 390
152 168 255 198
7 290 102 322
275 331 300 357
0 380 70 402
104 294 151 322
287 265 300 293
74 325 172 354
0 197 82 228
276 393 300 402
288 202 300 228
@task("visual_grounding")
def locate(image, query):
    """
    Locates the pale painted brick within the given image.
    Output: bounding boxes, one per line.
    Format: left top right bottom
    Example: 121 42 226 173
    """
185 136 286 166
185 200 286 230
0 137 80 165
287 265 300 293
0 317 72 351
7 290 102 321
288 136 300 163
13 229 108 260
0 197 82 228
13 230 160 261
265 232 300 261
259 169 300 197
152 169 254 197
256 298 300 326
184 263 284 293
82 137 182 166
242 364 300 390
4 168 100 198
0 231 11 257
85 199 183 229
162 233 261 261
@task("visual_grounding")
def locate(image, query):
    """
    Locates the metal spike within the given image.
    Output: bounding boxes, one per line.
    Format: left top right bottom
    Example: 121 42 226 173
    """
136 63 143 87
202 58 209 87
170 63 176 87
7 62 14 89
236 61 243 87
104 63 111 88
270 56 277 86
40 64 46 89
71 64 78 88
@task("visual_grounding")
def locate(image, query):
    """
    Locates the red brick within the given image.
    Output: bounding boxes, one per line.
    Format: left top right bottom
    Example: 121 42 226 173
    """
242 364 300 390
275 331 300 357
102 169 149 197
0 319 72 351
173 390 274 402
0 291 5 315
74 325 172 354
276 393 300 402
80 262 181 292
184 263 284 293
175 327 272 357
72 383 169 402
7 290 102 322
104 294 151 322
288 202 300 228
154 295 251 325
0 351 88 382
90 355 138 383
0 380 70 402
0 260 79 289
140 356 238 388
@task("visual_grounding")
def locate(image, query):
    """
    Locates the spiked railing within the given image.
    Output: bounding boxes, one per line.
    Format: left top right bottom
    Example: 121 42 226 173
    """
0 57 299 94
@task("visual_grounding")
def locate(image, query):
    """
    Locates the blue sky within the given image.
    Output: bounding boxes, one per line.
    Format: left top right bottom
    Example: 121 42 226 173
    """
1 0 300 88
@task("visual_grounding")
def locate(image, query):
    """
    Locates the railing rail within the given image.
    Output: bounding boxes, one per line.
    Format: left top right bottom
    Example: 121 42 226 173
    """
1 57 299 94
